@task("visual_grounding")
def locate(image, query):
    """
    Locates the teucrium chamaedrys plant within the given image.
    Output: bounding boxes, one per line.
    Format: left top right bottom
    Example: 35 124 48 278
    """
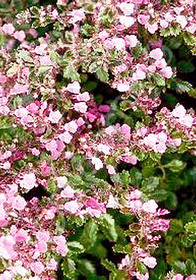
0 0 196 279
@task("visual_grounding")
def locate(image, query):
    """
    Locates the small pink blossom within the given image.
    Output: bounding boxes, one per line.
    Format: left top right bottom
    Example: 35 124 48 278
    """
66 82 81 93
147 23 159 34
107 165 116 175
112 37 126 50
20 173 37 190
48 110 62 124
160 66 173 78
60 186 75 198
76 92 90 102
58 131 73 144
106 194 119 209
142 199 158 213
125 35 138 48
142 256 157 268
118 3 134 15
12 196 27 211
172 274 184 280
2 23 15 35
13 30 26 42
30 261 45 275
119 16 135 28
137 14 150 25
149 48 163 60
32 148 40 156
74 102 88 113
64 200 80 214
117 82 130 92
176 15 188 29
92 157 103 170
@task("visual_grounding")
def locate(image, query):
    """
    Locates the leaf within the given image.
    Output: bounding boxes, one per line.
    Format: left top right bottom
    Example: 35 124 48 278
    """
99 214 118 242
164 160 186 173
183 32 196 47
63 66 81 82
89 62 99 73
80 220 98 249
101 259 116 272
185 221 196 233
96 68 109 83
151 73 166 87
142 177 159 192
61 258 76 279
77 259 96 277
67 241 85 255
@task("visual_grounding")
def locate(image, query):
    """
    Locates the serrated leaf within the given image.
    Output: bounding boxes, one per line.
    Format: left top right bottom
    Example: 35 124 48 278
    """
80 220 98 249
183 32 196 47
63 66 81 82
96 68 109 83
61 258 76 279
185 221 196 233
99 214 118 242
101 259 116 272
67 241 85 254
165 160 186 173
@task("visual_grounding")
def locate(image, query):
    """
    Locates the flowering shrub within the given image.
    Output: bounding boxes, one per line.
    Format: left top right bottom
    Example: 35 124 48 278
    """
0 0 196 279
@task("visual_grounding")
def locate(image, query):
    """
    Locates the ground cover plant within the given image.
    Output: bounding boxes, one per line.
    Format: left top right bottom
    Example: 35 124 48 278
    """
0 0 196 279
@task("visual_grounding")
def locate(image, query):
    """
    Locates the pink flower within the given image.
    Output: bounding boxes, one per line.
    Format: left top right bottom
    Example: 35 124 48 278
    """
125 35 138 48
142 200 158 213
64 200 80 214
12 196 27 211
53 235 68 256
117 82 130 92
106 194 119 209
48 110 62 124
142 256 157 268
64 120 78 133
58 131 73 144
85 198 106 212
74 102 88 113
14 229 29 243
46 259 58 271
160 66 173 78
69 8 85 23
172 104 186 118
119 16 135 28
66 81 81 93
112 37 126 50
76 92 90 102
2 23 15 35
176 15 187 29
147 23 159 34
20 173 37 190
107 165 116 175
185 275 196 280
32 148 40 156
137 14 150 25
30 261 45 275
149 48 163 60
92 157 103 170
60 186 75 198
56 176 68 188
118 3 134 15
172 274 184 280
13 30 26 42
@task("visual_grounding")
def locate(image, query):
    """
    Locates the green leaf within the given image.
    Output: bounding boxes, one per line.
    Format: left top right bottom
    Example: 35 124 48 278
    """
142 177 159 192
96 68 109 83
101 259 116 272
67 241 85 255
63 66 81 82
80 220 98 249
185 221 196 233
89 62 99 73
61 258 76 279
99 214 118 242
183 32 196 47
164 160 186 173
